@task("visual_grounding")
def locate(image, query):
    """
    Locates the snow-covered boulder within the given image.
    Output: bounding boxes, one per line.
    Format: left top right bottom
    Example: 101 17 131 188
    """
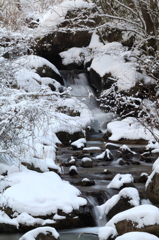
19 227 59 240
107 174 134 190
96 149 114 161
105 205 159 237
0 170 89 231
97 187 140 220
69 165 79 177
89 42 140 92
78 178 95 187
13 55 64 86
146 165 159 206
105 117 157 144
71 138 86 150
81 157 93 168
34 1 101 68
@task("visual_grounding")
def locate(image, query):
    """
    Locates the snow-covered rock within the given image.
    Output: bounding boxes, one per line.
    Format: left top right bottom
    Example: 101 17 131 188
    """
71 138 86 150
19 227 59 240
0 170 88 231
97 187 140 220
106 117 158 143
107 173 134 189
105 205 159 237
81 157 93 168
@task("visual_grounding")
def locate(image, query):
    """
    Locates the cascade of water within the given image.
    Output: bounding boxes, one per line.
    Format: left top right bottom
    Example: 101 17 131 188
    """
60 70 114 133
86 196 107 227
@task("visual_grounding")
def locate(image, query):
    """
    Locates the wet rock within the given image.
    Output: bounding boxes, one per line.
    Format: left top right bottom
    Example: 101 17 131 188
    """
65 156 76 166
77 178 95 186
139 173 148 183
118 159 126 166
71 138 86 150
101 169 112 175
76 201 96 227
81 157 93 168
96 149 114 161
69 166 79 177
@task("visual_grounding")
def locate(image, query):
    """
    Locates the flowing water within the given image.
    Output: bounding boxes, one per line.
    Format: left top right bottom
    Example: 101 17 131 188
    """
0 70 152 240
60 70 114 133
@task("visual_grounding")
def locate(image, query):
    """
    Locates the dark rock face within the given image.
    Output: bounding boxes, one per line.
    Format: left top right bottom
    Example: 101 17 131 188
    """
107 197 136 220
34 7 101 69
81 158 93 168
35 232 58 240
56 131 84 146
115 219 159 237
0 222 18 233
146 171 159 205
36 65 64 85
89 69 115 92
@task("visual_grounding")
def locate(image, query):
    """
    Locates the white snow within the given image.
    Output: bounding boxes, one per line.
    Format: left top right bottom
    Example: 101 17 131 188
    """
69 165 77 171
107 173 134 189
82 178 90 182
119 144 135 154
60 47 89 66
96 149 112 160
0 170 87 217
19 226 59 240
37 0 94 34
106 204 159 229
83 147 101 150
97 187 140 219
89 31 104 49
153 157 159 170
98 226 117 240
71 138 86 148
82 157 92 162
107 117 158 142
115 232 159 240
13 55 61 76
90 42 141 92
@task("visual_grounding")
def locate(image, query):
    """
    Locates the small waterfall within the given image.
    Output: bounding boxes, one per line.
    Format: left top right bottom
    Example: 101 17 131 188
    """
60 70 114 133
87 196 107 227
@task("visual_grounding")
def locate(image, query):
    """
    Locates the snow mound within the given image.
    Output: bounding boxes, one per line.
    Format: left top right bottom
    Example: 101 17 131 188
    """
60 47 89 66
98 226 117 240
107 117 158 142
0 171 87 216
115 231 159 240
107 173 134 189
13 55 60 76
71 138 86 149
